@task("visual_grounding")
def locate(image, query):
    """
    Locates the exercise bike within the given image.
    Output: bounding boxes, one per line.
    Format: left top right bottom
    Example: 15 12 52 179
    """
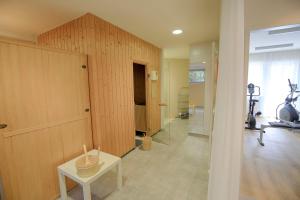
245 83 262 130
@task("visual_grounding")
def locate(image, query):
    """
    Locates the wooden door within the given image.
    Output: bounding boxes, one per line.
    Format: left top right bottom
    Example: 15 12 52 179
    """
0 41 92 200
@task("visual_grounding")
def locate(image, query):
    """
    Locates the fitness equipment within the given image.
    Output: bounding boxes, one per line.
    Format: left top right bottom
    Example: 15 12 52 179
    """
245 83 262 130
269 79 300 128
278 79 299 122
258 79 300 146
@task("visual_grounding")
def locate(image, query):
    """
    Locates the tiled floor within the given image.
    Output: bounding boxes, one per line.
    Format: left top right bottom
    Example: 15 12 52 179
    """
65 119 210 200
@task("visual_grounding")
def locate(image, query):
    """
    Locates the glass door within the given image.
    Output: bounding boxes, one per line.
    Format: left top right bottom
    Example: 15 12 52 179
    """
153 61 171 145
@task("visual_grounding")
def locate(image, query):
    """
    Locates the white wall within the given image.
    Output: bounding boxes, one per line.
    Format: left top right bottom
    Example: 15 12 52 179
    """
245 0 300 78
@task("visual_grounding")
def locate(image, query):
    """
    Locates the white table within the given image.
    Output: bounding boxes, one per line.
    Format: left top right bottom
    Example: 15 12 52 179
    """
57 150 122 200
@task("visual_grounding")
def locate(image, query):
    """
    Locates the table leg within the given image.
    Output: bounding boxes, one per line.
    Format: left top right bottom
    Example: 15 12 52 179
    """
58 172 68 200
117 161 122 190
83 184 91 200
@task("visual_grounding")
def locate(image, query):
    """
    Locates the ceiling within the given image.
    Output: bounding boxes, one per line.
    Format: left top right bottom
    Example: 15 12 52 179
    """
0 0 220 48
250 24 300 53
163 46 190 59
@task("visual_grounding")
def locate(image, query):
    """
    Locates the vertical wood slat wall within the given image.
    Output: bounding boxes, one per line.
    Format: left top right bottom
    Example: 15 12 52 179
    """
38 13 161 156
0 39 93 200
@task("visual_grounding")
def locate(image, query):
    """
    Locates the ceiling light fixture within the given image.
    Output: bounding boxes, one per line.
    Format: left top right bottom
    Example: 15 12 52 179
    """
202 61 206 64
172 29 183 35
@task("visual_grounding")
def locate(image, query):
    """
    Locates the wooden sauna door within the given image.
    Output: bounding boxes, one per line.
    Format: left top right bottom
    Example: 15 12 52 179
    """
0 41 93 200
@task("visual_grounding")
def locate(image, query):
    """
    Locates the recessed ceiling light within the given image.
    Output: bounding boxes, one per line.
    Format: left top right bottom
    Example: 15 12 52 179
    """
202 61 206 64
172 29 183 35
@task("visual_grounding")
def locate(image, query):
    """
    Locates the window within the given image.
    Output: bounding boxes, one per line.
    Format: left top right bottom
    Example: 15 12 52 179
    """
189 69 205 83
248 50 300 117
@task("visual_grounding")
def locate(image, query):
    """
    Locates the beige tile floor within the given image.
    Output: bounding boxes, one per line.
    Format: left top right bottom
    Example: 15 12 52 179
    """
64 119 210 200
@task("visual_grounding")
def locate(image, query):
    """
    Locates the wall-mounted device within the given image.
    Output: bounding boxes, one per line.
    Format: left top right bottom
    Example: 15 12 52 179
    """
149 70 158 81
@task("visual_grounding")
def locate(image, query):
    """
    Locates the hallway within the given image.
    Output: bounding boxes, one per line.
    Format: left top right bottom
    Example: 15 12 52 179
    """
66 119 210 200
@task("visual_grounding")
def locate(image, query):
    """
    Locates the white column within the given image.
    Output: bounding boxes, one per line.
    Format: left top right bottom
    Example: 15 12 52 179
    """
207 0 244 200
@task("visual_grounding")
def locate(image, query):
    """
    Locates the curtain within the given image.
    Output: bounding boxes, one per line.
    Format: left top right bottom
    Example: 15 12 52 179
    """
248 50 300 118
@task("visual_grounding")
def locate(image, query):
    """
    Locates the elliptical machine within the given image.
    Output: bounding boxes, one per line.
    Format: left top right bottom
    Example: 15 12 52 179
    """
245 83 262 130
258 79 300 146
273 79 300 127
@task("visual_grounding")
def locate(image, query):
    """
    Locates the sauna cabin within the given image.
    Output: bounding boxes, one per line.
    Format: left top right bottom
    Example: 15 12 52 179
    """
0 12 163 200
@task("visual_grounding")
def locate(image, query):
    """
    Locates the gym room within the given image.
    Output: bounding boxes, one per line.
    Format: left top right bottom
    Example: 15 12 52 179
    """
240 24 300 199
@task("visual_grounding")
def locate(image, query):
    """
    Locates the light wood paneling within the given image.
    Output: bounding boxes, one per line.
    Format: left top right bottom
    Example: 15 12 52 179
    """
0 40 92 200
0 43 48 134
38 13 161 156
0 35 36 46
135 105 147 132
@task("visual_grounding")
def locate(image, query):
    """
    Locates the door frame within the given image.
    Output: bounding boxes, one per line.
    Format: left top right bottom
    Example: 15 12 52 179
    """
132 60 150 134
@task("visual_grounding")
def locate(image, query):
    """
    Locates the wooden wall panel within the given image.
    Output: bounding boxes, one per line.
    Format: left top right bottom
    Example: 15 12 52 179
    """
0 40 92 200
0 43 48 134
38 13 161 156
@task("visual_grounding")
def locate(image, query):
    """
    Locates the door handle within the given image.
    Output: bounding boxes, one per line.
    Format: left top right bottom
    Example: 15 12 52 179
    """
0 124 7 129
